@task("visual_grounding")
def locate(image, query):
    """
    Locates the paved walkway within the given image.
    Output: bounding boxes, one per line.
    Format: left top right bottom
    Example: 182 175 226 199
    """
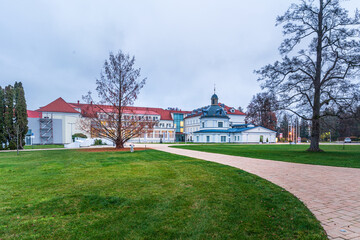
148 144 360 240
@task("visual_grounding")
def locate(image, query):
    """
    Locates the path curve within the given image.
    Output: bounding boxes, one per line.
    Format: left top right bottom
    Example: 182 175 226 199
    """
147 144 360 240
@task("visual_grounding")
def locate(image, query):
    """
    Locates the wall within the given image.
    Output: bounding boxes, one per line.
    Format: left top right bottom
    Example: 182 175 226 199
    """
27 118 63 144
41 112 81 144
229 115 246 125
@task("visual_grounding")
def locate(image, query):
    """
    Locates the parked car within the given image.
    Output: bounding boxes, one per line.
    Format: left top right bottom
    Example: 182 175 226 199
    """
344 137 352 143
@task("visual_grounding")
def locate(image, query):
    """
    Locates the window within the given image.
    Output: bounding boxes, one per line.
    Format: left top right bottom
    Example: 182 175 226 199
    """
206 136 210 142
218 122 223 128
197 136 199 142
221 136 226 142
202 122 205 128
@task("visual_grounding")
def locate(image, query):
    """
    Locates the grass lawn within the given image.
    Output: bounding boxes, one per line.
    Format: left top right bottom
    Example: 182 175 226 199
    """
0 149 326 239
173 144 360 168
24 144 64 150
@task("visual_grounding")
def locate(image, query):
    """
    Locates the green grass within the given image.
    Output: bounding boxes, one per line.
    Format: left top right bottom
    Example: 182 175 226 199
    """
173 144 360 168
24 144 64 149
0 149 326 239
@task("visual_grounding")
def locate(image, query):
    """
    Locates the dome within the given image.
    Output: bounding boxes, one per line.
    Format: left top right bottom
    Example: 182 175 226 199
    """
211 94 218 99
200 104 229 119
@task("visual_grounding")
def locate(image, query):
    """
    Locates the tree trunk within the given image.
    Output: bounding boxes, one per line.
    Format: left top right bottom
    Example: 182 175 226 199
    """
307 0 324 152
115 139 124 149
307 117 323 152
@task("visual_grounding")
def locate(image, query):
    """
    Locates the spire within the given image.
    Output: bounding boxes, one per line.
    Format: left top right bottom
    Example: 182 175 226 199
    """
211 87 218 105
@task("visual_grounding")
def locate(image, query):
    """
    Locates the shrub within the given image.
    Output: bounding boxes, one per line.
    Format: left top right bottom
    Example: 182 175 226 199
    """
72 133 87 141
93 139 103 145
301 138 308 143
8 141 16 150
350 136 358 141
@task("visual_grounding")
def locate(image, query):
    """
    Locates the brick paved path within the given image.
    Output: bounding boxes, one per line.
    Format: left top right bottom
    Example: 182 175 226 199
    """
148 144 360 240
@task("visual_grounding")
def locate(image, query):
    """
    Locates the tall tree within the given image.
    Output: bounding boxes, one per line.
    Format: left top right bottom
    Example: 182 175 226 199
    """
82 51 156 148
4 85 16 149
14 82 28 149
245 92 278 130
300 118 310 139
0 87 6 149
279 114 289 140
256 0 360 151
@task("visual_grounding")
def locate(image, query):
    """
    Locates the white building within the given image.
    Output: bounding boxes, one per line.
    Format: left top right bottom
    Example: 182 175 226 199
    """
26 94 276 145
184 100 246 142
27 98 190 144
193 94 276 143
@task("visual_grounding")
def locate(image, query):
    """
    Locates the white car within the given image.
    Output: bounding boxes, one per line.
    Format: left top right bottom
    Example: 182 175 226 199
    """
344 138 352 143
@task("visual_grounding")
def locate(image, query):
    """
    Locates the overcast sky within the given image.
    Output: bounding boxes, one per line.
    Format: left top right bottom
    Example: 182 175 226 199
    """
0 0 358 111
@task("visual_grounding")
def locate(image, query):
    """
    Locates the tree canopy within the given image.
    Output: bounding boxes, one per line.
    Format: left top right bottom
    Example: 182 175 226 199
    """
82 51 155 148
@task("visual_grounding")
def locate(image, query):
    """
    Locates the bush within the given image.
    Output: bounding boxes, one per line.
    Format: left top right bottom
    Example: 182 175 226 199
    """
350 136 358 141
8 141 16 150
93 139 103 145
72 133 87 141
301 138 308 143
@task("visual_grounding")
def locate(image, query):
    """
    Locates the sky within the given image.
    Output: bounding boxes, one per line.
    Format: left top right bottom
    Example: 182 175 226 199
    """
0 0 358 111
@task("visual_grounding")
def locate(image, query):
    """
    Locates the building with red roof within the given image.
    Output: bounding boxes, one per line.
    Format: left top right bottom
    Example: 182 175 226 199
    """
27 97 191 144
26 93 248 145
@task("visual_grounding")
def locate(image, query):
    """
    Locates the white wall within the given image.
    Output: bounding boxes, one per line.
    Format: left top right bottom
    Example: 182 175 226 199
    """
42 112 82 144
229 115 246 124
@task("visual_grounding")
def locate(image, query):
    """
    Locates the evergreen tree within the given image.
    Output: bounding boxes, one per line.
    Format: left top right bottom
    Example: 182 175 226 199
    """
279 114 289 140
14 82 28 149
300 118 310 139
4 85 16 150
0 87 6 149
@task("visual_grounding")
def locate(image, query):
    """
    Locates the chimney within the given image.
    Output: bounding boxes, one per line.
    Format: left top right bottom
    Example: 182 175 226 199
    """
90 101 93 105
77 100 80 104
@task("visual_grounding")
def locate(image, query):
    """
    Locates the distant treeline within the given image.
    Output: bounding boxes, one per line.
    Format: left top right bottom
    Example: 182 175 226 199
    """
0 82 28 150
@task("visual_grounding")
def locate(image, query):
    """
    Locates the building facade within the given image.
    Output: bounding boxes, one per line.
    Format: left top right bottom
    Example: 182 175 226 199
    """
27 98 190 144
193 94 276 143
26 94 275 145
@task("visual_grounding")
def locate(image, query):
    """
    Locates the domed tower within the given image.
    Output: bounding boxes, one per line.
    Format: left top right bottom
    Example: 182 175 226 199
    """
211 93 218 106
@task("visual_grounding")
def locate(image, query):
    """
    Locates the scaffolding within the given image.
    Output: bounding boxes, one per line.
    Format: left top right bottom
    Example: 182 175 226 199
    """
40 115 54 144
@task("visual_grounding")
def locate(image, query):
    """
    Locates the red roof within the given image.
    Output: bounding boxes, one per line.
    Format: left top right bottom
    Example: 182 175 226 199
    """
70 102 190 120
220 103 246 115
185 102 245 119
37 97 80 113
27 110 42 118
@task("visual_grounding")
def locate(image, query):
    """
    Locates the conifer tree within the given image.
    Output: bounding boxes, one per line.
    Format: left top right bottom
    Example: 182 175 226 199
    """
0 87 6 149
14 82 28 149
4 85 16 150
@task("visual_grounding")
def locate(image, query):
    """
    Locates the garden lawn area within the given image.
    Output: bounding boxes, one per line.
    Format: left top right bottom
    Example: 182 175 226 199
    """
0 149 326 240
24 144 64 150
173 144 360 168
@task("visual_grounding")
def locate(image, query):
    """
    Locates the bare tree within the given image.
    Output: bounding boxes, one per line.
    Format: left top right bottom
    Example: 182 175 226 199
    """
82 51 156 148
256 0 360 152
245 92 278 131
